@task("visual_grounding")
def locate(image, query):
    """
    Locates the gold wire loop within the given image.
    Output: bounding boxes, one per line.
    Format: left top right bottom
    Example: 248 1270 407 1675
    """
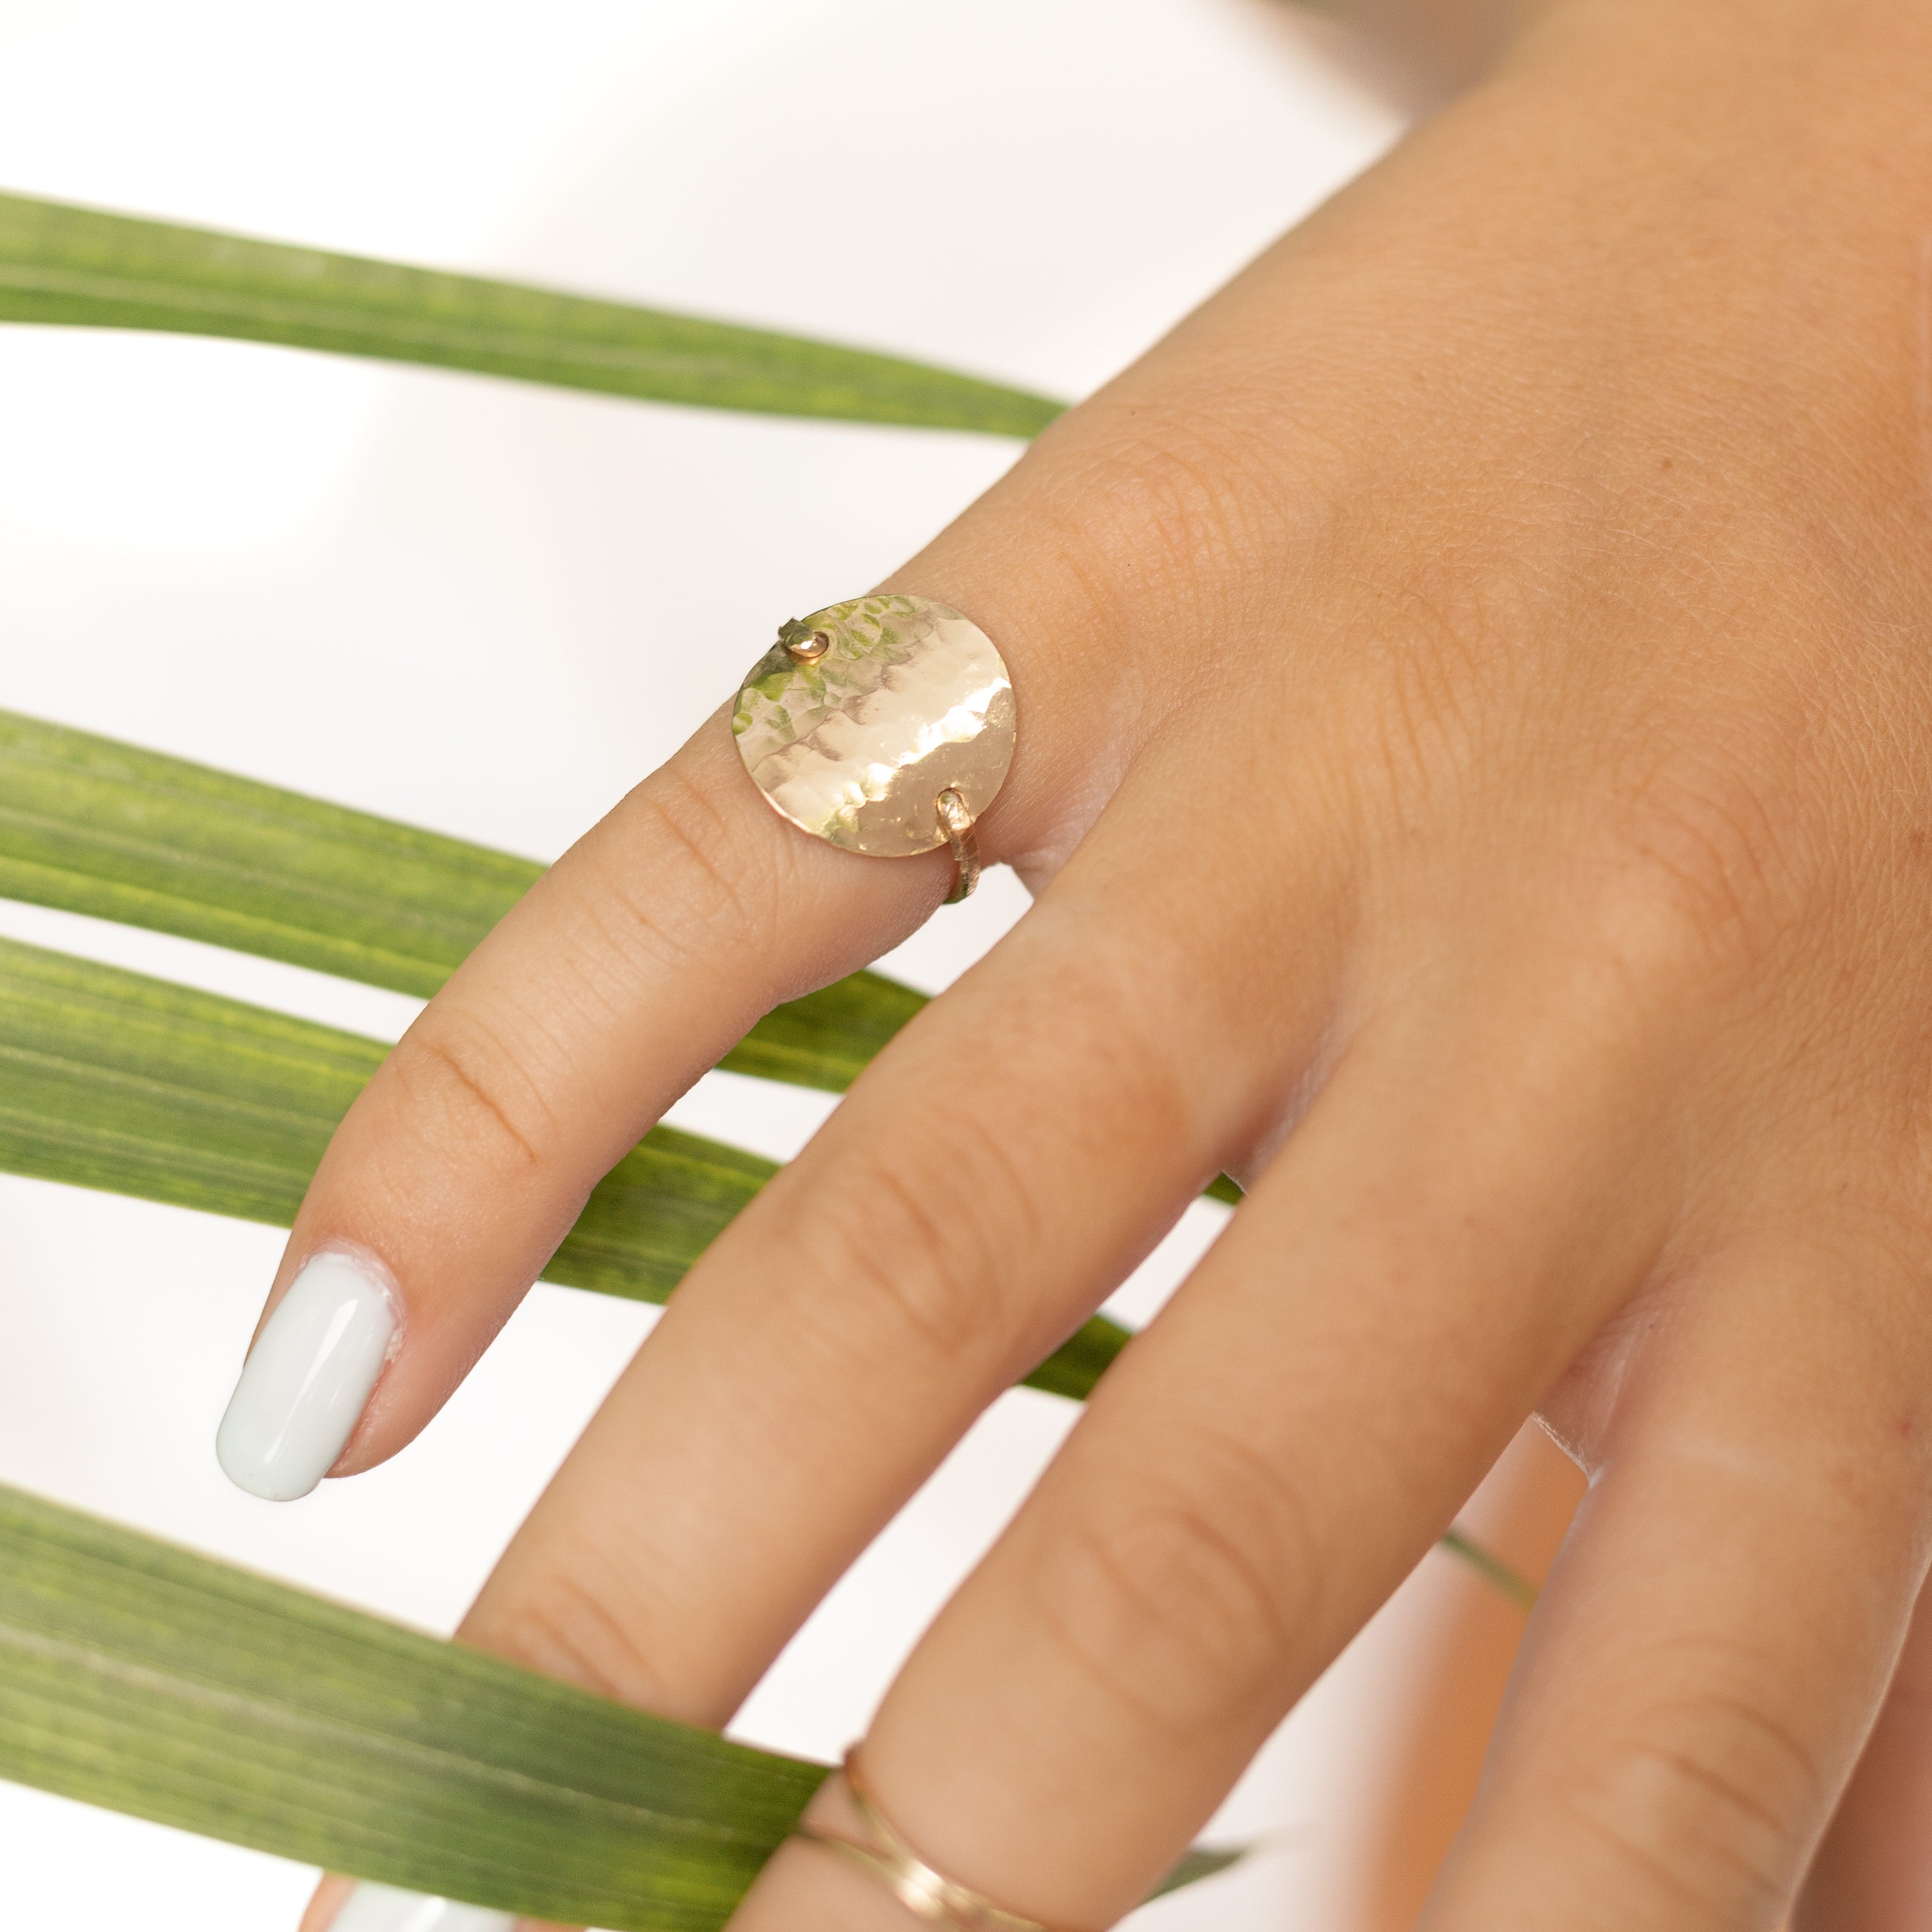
776 616 831 663
790 1748 1072 1932
936 788 980 904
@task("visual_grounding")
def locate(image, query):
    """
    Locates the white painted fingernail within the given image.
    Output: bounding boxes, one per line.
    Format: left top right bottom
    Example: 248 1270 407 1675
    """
216 1249 398 1501
330 1883 516 1932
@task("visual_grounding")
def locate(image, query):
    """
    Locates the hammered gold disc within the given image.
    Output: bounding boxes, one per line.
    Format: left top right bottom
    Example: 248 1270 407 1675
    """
733 595 1016 857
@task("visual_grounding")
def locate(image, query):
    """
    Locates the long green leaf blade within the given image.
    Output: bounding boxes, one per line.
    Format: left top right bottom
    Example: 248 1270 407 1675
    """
0 192 1063 438
0 709 540 1000
0 1482 826 1930
0 932 1128 1396
1438 1527 1538 1611
0 1486 1240 1922
1148 1844 1251 1899
0 707 924 1096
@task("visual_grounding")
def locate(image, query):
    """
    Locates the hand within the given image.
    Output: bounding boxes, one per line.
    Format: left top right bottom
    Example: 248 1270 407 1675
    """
257 0 1932 1924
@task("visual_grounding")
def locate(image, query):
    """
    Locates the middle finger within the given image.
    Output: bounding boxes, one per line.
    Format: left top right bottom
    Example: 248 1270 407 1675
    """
458 754 1338 1721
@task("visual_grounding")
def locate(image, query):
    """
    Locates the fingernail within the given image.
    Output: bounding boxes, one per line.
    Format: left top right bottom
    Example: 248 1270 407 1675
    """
330 1883 516 1932
216 1249 399 1501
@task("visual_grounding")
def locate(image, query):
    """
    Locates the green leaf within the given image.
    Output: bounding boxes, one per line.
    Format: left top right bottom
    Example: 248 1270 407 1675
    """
0 931 1128 1399
1148 1843 1252 1899
0 191 1064 438
0 1484 1241 1925
1438 1526 1538 1611
0 1480 825 1930
0 706 923 1096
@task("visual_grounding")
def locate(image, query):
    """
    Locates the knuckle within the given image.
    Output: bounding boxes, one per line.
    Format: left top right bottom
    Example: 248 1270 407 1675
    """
478 1563 692 1715
387 1007 556 1172
1595 733 1808 993
1081 422 1265 587
778 1109 1041 1373
1033 402 1314 667
757 951 1202 1383
605 760 788 968
1566 1675 1822 1921
1097 411 1290 576
1028 1436 1316 1739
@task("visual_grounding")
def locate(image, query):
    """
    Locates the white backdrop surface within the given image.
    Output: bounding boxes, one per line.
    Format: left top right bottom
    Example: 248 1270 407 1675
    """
0 3 1479 1927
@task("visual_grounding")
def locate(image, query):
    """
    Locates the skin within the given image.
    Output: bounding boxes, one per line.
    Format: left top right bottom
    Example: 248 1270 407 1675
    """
284 0 1932 1925
1361 1424 1587 1927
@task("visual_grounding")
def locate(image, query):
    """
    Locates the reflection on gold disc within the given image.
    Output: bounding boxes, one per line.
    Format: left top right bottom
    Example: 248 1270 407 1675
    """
732 595 1016 858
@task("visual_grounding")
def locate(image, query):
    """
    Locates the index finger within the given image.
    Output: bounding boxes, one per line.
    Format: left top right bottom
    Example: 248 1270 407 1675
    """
213 711 946 1501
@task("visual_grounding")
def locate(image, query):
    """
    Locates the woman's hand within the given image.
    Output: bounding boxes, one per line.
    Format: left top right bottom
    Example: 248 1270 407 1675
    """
263 0 1932 1923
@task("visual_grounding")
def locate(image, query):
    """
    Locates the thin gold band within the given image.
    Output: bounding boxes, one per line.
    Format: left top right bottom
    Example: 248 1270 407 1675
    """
936 788 981 904
790 1748 1069 1932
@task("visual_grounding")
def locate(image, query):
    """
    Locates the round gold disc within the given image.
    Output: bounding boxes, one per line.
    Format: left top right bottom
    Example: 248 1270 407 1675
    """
732 595 1016 858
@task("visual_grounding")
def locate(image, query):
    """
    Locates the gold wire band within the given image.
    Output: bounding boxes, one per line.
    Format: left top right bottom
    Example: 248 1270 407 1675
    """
936 788 981 905
790 1748 1069 1932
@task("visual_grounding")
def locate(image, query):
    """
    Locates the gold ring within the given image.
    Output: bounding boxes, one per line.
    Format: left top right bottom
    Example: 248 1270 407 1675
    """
790 1748 1075 1932
732 595 1016 904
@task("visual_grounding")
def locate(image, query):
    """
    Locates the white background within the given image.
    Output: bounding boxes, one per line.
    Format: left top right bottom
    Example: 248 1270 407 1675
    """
0 2 1482 1926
